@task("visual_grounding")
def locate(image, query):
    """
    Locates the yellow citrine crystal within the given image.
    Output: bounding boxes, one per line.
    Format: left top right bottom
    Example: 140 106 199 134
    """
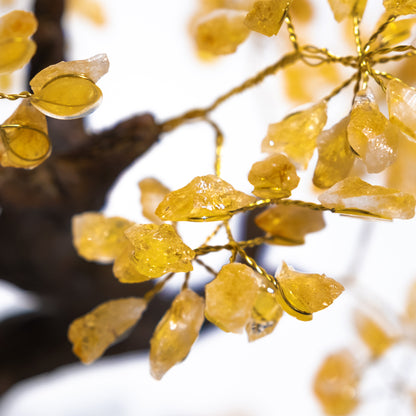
0 99 50 169
384 0 416 14
139 177 170 225
195 10 250 55
72 212 133 264
255 204 325 244
261 101 327 169
68 297 147 364
355 311 398 358
313 350 359 416
290 0 313 23
156 174 256 222
375 16 416 47
327 0 367 22
276 262 344 317
205 263 261 333
248 153 299 199
150 289 205 380
30 54 109 119
68 0 106 26
387 78 416 140
318 176 416 219
244 0 291 36
124 223 195 278
313 117 355 188
348 90 400 173
0 10 37 74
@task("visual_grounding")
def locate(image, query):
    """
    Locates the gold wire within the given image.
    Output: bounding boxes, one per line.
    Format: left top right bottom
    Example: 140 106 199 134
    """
202 223 224 246
205 118 224 177
285 13 299 52
363 14 397 53
322 73 358 102
373 49 416 64
0 91 32 100
353 15 363 57
144 273 175 301
182 272 191 290
194 258 218 276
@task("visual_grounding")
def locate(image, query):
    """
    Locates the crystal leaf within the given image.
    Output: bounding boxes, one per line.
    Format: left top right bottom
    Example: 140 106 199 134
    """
0 99 50 169
68 297 147 364
244 0 291 37
139 177 170 225
348 90 400 173
72 212 133 264
327 0 367 22
195 10 250 55
150 289 205 380
155 174 256 222
313 350 360 416
314 117 355 188
124 223 195 278
387 78 416 140
384 0 416 15
276 261 344 316
248 153 300 199
261 101 327 169
255 204 325 244
318 176 416 219
205 263 261 333
30 54 109 119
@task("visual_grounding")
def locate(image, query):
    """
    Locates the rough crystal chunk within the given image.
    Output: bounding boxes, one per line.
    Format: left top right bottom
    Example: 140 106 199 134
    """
150 289 205 380
195 10 250 55
314 350 359 416
30 54 109 119
0 99 50 169
68 297 147 364
68 0 106 26
313 117 355 188
384 0 416 14
244 0 291 36
262 101 327 169
124 223 195 278
139 177 170 225
156 174 256 222
205 263 261 333
387 78 416 140
72 212 133 264
318 176 416 219
255 204 325 244
348 90 400 173
327 0 367 21
248 153 300 199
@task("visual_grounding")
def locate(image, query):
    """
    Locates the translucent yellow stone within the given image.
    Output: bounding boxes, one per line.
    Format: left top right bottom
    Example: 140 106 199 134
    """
375 16 416 48
387 78 416 140
68 297 147 364
68 0 106 26
355 311 397 358
72 212 133 264
0 10 37 39
404 280 416 323
276 262 344 316
248 153 299 199
150 289 205 380
255 204 325 244
205 263 261 333
261 101 327 169
244 0 291 36
384 0 416 15
155 174 256 222
318 176 416 219
313 350 359 416
124 223 195 278
195 10 250 55
139 177 170 225
313 117 355 189
0 99 50 169
30 54 109 119
289 0 313 23
327 0 367 22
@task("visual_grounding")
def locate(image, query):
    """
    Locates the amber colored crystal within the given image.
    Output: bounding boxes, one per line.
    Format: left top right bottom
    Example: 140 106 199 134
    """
68 297 147 364
314 350 359 416
244 0 291 36
327 0 367 21
276 262 344 316
72 212 133 264
195 10 250 55
156 174 256 222
205 263 261 333
30 54 109 119
384 0 416 15
68 0 106 26
139 177 170 225
375 16 416 47
0 99 50 169
318 176 416 219
262 101 327 169
150 289 205 380
124 223 195 278
290 0 313 22
313 117 355 188
255 204 325 244
387 78 416 140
